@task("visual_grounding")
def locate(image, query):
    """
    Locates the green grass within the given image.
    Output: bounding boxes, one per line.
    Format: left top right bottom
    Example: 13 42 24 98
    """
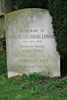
0 73 67 100
0 51 67 100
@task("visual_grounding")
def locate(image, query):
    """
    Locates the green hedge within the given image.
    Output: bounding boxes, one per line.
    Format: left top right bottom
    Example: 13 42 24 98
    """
10 0 67 59
48 0 67 59
11 0 48 10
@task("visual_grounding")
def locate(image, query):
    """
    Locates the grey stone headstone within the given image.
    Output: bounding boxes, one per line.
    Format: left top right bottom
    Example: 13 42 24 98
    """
0 0 1 14
0 0 11 14
0 0 11 39
5 8 60 78
0 14 5 39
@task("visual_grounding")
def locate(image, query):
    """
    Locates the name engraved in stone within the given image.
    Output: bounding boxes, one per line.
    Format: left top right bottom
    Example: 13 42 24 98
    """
19 59 48 63
8 34 54 39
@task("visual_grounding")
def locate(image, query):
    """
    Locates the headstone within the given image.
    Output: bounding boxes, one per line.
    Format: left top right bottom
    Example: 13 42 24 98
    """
0 0 11 39
5 8 60 78
0 0 11 14
0 14 5 39
0 0 1 14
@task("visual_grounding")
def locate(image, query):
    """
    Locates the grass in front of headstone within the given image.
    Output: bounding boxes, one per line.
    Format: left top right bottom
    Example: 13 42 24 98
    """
0 51 67 100
0 73 67 100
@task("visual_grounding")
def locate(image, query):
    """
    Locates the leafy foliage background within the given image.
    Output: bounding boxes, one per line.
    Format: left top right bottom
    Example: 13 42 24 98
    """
48 0 67 59
11 0 48 10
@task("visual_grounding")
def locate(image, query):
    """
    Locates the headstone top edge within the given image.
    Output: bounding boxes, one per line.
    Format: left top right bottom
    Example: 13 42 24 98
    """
0 13 5 17
5 8 48 17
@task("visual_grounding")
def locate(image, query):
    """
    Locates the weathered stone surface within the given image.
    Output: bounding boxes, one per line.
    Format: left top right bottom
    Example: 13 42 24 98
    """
0 0 11 14
0 0 1 14
0 0 11 39
5 8 60 78
0 14 5 39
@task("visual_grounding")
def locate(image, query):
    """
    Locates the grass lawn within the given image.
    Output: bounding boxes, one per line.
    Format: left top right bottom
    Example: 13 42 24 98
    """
0 51 67 100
